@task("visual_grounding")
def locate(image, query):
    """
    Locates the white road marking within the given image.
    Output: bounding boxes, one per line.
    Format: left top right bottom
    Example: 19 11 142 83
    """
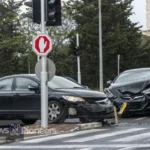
112 132 150 142
65 128 146 143
21 129 108 143
0 144 150 149
79 148 92 150
135 117 147 121
118 147 135 150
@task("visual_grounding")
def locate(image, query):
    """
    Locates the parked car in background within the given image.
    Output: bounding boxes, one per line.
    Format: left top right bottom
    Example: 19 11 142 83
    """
0 74 114 124
105 68 150 116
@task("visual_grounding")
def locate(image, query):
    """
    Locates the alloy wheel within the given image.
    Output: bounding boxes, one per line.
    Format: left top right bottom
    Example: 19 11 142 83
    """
48 103 61 121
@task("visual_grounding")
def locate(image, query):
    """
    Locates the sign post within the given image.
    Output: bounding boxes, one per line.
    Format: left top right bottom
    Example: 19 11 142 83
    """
32 0 52 128
76 34 81 84
41 0 48 128
32 34 52 129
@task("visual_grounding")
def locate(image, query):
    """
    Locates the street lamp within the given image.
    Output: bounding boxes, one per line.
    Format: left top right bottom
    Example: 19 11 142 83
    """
99 0 103 91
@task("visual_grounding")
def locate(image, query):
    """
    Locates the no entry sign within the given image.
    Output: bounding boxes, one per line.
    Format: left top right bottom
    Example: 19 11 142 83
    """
32 34 52 56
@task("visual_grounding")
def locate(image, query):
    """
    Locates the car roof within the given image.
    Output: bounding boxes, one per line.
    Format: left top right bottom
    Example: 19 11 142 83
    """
0 74 61 80
123 68 150 73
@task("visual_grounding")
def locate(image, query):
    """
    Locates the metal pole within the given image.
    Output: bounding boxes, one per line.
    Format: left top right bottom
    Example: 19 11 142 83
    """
118 54 120 75
27 18 31 74
99 0 103 91
41 0 48 128
76 34 81 84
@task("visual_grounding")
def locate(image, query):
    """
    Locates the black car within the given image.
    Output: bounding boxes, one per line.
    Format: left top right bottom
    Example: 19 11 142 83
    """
105 68 150 116
0 74 113 124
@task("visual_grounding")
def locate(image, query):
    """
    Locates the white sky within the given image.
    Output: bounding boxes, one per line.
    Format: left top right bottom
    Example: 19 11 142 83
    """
130 0 146 31
20 0 147 31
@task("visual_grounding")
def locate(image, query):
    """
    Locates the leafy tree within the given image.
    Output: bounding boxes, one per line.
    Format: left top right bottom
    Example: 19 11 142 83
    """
64 0 147 88
0 0 27 76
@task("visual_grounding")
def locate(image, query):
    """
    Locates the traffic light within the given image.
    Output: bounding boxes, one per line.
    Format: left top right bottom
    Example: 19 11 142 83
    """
24 0 41 24
45 0 62 26
73 47 80 56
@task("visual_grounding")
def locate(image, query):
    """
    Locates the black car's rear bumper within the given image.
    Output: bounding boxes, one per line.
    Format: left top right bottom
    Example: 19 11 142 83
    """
68 103 114 120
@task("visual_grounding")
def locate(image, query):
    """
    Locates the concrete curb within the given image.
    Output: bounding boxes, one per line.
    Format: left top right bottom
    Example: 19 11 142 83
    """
22 122 103 141
0 122 103 144
78 122 102 130
0 137 7 144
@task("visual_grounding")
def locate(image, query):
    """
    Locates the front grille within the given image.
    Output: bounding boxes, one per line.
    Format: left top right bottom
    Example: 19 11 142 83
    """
83 97 107 104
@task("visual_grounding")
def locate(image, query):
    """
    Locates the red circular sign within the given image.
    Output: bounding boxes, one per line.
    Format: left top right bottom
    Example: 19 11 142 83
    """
33 34 52 56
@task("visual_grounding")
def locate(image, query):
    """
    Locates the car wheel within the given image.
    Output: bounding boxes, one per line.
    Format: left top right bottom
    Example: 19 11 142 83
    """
48 100 67 124
22 119 37 125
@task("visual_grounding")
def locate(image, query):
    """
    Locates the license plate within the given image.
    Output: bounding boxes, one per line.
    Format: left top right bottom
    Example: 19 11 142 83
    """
118 102 127 115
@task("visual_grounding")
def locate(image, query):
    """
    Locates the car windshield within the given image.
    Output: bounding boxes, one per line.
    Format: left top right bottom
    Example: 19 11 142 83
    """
47 76 82 89
114 70 150 84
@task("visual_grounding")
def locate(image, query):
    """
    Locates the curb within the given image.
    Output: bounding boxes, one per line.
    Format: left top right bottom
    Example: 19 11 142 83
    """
78 122 102 130
0 137 7 144
22 122 102 141
0 122 103 144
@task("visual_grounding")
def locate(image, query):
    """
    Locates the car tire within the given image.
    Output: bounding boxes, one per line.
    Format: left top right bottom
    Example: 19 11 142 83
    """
48 100 67 124
22 119 37 125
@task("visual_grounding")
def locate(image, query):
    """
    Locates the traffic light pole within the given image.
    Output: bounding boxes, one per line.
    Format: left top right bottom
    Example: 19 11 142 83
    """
76 34 81 84
41 0 48 128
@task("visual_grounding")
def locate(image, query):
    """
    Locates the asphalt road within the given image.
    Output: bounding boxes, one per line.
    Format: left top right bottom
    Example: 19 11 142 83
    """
1 115 150 150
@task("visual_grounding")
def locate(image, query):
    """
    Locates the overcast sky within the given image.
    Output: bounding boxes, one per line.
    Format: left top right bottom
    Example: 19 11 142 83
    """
131 0 146 31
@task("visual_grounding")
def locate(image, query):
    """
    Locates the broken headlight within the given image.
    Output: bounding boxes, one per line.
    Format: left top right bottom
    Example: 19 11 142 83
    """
105 89 114 98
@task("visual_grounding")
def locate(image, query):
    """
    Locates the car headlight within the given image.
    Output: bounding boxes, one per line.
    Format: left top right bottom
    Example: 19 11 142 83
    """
62 96 85 102
142 88 150 95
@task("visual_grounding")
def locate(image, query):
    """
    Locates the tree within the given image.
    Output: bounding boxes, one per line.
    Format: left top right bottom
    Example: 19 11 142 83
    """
64 0 146 88
0 0 27 76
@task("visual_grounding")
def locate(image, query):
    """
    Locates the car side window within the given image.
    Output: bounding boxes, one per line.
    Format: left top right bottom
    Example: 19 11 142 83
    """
0 78 13 91
16 78 38 91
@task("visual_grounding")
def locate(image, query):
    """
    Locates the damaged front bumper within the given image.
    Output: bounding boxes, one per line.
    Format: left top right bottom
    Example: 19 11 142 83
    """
112 95 150 114
68 102 114 120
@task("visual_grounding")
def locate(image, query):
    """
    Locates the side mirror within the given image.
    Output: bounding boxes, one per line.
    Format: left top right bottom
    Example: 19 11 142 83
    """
28 85 39 91
107 80 112 86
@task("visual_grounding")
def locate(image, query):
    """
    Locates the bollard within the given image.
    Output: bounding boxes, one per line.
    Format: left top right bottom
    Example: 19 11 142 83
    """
113 106 118 124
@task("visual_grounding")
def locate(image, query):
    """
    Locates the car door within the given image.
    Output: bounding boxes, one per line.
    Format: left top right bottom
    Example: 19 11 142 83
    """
12 77 40 115
0 77 14 114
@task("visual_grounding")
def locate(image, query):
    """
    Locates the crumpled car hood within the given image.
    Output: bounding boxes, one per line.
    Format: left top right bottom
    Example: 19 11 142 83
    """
107 80 150 96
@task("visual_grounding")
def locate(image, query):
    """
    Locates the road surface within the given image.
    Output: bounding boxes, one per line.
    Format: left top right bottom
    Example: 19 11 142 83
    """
0 115 150 150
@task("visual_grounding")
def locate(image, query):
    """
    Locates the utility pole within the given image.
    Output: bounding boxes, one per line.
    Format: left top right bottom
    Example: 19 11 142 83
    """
99 0 103 91
76 34 81 84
